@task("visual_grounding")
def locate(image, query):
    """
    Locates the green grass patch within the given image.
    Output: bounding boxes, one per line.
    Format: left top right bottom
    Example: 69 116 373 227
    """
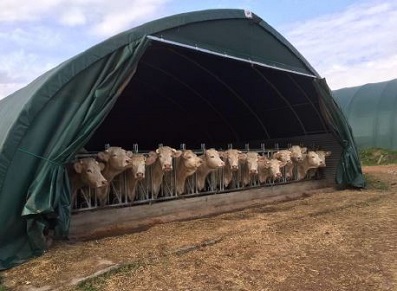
0 275 7 291
77 261 143 291
359 148 397 166
364 173 390 191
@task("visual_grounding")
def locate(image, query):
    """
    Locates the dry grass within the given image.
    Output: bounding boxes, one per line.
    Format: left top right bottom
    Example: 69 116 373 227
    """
1 165 397 291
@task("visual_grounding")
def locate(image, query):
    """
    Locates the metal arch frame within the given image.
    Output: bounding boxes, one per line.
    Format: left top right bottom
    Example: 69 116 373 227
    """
287 74 328 132
146 35 317 78
143 35 325 138
167 47 271 139
252 66 308 135
139 61 241 141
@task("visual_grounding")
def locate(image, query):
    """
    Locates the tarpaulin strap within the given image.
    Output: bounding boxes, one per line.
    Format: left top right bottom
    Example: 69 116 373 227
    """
17 148 62 166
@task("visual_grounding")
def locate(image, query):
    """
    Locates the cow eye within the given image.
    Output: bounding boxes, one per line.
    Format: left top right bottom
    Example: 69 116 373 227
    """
112 154 117 157
87 169 92 173
210 155 215 158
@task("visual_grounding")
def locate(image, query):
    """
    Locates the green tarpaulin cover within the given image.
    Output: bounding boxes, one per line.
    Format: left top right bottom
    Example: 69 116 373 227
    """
0 9 364 270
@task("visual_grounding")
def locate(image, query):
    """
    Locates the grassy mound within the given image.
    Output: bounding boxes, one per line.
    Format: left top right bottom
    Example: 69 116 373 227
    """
359 148 397 166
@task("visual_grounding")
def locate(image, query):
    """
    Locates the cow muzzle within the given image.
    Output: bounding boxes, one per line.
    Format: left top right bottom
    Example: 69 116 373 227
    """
163 164 172 171
136 172 144 180
96 180 108 188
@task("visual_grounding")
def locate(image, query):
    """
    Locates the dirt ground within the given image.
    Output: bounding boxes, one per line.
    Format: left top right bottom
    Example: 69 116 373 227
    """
1 164 397 291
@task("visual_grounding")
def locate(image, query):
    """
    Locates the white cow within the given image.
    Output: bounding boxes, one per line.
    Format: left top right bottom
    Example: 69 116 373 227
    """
173 150 203 195
296 150 331 180
258 157 287 184
240 151 259 186
219 149 246 188
146 146 182 198
94 146 132 206
196 148 225 191
124 152 157 202
306 150 332 179
67 158 107 206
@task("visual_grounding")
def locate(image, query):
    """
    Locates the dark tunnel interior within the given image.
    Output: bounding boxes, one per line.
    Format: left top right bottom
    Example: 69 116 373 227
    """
85 41 329 151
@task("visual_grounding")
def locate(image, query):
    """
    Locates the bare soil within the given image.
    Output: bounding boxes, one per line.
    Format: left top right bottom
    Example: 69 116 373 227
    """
1 164 397 291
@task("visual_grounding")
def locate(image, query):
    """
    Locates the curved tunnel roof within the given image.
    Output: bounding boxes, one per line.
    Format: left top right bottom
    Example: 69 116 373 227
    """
333 78 397 149
0 9 364 269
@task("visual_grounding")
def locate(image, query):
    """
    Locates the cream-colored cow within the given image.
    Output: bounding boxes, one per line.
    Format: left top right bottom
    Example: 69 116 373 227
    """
272 150 293 179
147 146 182 198
94 146 132 206
196 148 225 191
240 151 260 186
296 150 330 180
173 150 203 195
306 150 332 179
219 149 246 188
68 158 107 206
258 157 287 184
124 152 157 202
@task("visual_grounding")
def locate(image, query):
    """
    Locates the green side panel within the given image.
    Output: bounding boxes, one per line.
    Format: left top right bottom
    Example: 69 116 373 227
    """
315 79 365 188
0 38 149 270
333 79 397 149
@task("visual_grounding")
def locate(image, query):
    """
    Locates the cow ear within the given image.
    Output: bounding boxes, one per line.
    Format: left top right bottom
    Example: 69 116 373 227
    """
238 153 247 161
73 160 83 173
218 151 226 159
173 150 182 158
279 160 287 167
98 162 105 171
156 148 160 154
97 151 109 162
325 151 332 157
145 151 157 165
273 151 280 159
301 147 308 154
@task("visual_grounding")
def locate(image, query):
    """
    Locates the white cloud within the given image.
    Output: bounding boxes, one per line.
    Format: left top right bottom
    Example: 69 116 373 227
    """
59 7 87 26
281 0 397 89
89 0 171 37
1 0 170 36
0 0 170 99
0 0 62 22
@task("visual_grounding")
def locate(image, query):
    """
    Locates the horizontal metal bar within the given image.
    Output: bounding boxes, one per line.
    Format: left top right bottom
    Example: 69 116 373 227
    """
146 35 318 78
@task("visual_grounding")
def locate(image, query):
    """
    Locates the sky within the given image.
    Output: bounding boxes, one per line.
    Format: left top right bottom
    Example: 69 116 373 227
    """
1 0 397 99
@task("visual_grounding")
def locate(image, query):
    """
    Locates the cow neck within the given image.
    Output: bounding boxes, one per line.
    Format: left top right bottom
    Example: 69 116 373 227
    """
176 157 196 179
197 156 215 178
102 163 124 182
152 159 165 180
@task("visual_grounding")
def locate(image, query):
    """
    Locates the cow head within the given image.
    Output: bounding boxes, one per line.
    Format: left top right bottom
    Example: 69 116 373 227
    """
155 146 182 172
203 148 225 169
315 150 332 168
181 150 203 170
289 145 307 163
258 157 286 179
220 149 245 171
273 150 292 165
97 146 131 170
73 158 108 188
127 153 148 180
305 151 323 168
244 151 259 175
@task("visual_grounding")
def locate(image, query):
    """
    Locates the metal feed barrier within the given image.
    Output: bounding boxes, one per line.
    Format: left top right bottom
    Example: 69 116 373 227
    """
71 143 322 212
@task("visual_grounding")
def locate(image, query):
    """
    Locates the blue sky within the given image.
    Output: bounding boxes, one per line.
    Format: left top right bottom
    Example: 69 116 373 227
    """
1 0 396 99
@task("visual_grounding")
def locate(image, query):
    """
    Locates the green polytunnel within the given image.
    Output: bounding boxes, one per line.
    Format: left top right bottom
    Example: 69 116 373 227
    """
333 78 397 150
0 9 365 269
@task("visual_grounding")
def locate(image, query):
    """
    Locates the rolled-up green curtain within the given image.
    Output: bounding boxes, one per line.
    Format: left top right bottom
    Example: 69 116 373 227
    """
0 37 150 270
314 78 365 188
